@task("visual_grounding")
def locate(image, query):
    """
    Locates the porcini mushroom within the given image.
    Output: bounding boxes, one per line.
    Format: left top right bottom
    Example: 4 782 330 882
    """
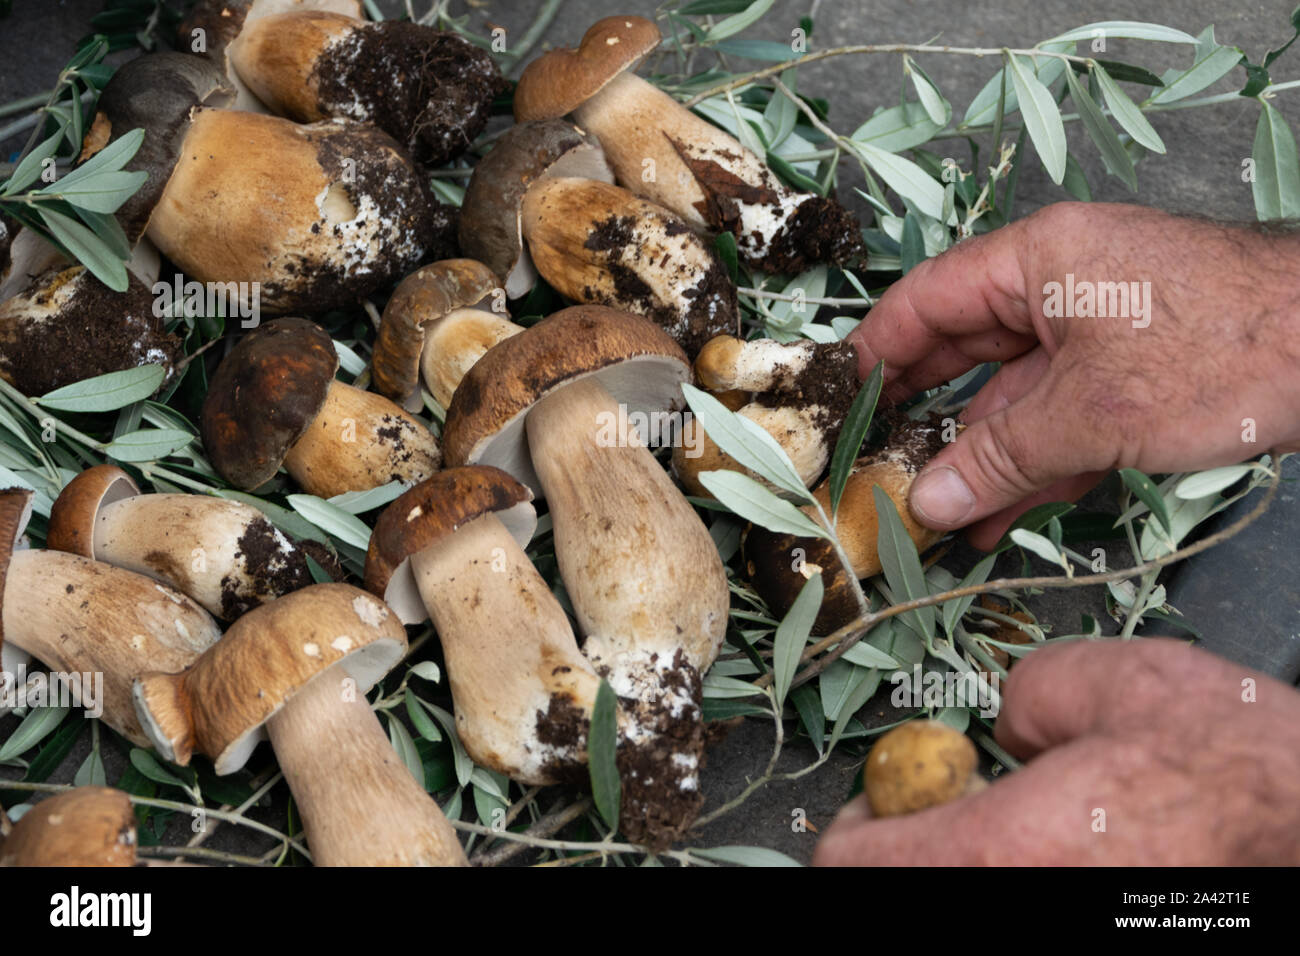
0 489 222 745
47 464 318 620
133 583 468 866
0 787 137 867
514 16 864 273
228 10 506 165
521 177 738 356
201 318 441 497
863 719 985 817
745 415 948 631
372 259 517 412
459 119 615 298
443 307 729 839
83 53 450 314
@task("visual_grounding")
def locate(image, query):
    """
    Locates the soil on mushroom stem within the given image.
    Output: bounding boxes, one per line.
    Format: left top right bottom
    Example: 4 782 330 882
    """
880 413 949 473
218 517 313 619
758 340 859 438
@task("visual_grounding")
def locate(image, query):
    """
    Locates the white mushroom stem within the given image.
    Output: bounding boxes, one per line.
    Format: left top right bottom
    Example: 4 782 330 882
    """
524 376 729 693
283 379 441 497
265 661 465 866
409 512 603 782
695 335 816 393
419 308 522 410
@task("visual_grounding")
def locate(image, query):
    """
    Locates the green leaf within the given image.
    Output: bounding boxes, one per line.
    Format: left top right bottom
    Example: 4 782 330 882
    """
718 39 803 62
693 845 803 866
839 639 901 668
74 742 108 787
1062 152 1093 200
713 231 739 283
1078 59 1163 87
1065 65 1137 191
40 169 148 213
679 0 758 16
36 364 165 411
790 684 825 753
326 481 406 515
404 690 443 743
74 206 131 259
386 713 424 782
588 679 622 832
303 553 332 584
129 748 190 790
993 501 1075 552
1007 52 1067 184
286 494 373 550
907 60 951 126
408 661 442 683
1119 467 1172 535
772 572 823 706
765 150 822 194
104 427 192 462
1048 21 1199 45
1 132 62 195
698 469 829 539
704 0 776 41
682 383 809 497
829 666 881 748
1009 528 1067 567
848 139 949 221
703 674 768 698
899 210 926 273
851 101 944 153
54 128 145 190
1174 464 1257 499
942 553 997 639
828 362 883 515
1251 101 1300 220
1147 42 1243 104
1094 64 1165 153
215 490 328 545
424 701 473 787
33 206 129 291
872 485 936 642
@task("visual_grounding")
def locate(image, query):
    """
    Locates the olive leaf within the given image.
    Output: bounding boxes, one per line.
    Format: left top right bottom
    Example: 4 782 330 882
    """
771 571 823 707
286 494 374 551
828 361 884 515
0 706 71 762
698 469 829 539
588 679 622 832
1094 64 1165 153
993 500 1075 552
681 383 811 499
872 485 937 641
1118 467 1173 535
1064 65 1137 191
692 845 803 866
1251 100 1300 220
35 364 166 412
828 665 881 749
1048 21 1199 44
104 427 192 463
1006 52 1067 184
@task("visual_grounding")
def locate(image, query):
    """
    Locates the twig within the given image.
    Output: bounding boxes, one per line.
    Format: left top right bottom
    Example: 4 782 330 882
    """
738 286 872 308
468 797 592 866
137 844 270 866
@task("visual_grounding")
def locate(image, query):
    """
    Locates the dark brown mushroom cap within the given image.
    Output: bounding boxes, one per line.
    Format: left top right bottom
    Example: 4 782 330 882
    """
513 15 660 122
176 0 251 59
443 306 690 490
201 318 339 490
46 465 141 557
458 120 613 294
0 266 181 396
0 787 137 867
364 465 536 623
373 259 500 408
83 52 236 243
742 527 860 635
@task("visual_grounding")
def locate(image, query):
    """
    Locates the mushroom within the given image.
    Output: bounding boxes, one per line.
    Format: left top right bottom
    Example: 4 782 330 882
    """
863 719 985 817
521 177 738 356
47 464 319 620
201 318 441 497
673 334 860 496
228 10 507 165
133 583 468 866
744 415 949 632
458 119 614 299
372 259 517 412
0 787 137 867
82 53 451 314
0 265 180 396
443 306 729 837
0 489 222 745
514 16 864 273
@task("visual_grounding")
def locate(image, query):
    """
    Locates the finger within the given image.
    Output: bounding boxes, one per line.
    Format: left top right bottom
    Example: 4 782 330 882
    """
963 471 1106 551
959 347 1053 423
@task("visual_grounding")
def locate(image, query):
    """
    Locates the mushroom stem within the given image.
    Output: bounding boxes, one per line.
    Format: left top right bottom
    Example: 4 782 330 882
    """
419 308 522 410
524 375 728 680
409 512 600 782
264 661 465 866
282 379 441 497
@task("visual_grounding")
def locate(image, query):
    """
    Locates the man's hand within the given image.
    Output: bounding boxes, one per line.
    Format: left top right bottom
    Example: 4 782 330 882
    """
848 203 1300 548
813 639 1300 865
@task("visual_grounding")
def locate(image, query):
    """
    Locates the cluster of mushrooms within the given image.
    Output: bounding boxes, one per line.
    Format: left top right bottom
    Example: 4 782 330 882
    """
0 2 947 866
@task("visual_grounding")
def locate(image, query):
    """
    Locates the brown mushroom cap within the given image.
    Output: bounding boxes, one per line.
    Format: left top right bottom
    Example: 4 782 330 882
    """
372 259 501 409
0 787 136 867
45 465 141 557
0 488 33 670
201 318 338 490
514 15 660 121
364 465 536 623
458 120 614 297
443 305 690 490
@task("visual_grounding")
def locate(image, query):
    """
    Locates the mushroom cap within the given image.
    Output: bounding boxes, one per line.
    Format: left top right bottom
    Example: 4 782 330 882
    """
134 583 407 774
45 465 141 557
83 52 236 243
201 318 339 490
864 719 979 817
513 15 660 121
458 120 614 297
364 465 536 624
0 488 33 666
0 787 136 867
443 305 690 491
0 266 181 396
372 259 501 409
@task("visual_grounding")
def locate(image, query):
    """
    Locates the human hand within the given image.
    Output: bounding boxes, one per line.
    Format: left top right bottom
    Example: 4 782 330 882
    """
813 638 1300 865
848 203 1300 549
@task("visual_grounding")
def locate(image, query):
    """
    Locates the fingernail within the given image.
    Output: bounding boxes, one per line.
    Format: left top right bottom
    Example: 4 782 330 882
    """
910 466 976 526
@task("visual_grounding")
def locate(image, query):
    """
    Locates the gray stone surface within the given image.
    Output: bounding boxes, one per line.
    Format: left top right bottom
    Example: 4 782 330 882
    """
2 0 1297 865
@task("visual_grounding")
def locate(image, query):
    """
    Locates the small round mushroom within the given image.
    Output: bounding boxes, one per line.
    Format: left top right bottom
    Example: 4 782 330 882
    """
514 16 864 273
228 10 506 165
201 318 441 497
0 489 222 745
0 787 137 867
372 259 515 412
521 177 738 357
459 120 615 299
744 416 949 632
0 265 180 396
47 465 318 620
863 720 985 817
133 583 467 866
83 53 450 313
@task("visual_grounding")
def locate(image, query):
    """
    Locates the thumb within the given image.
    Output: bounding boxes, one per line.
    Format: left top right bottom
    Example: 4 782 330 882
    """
907 374 1099 531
